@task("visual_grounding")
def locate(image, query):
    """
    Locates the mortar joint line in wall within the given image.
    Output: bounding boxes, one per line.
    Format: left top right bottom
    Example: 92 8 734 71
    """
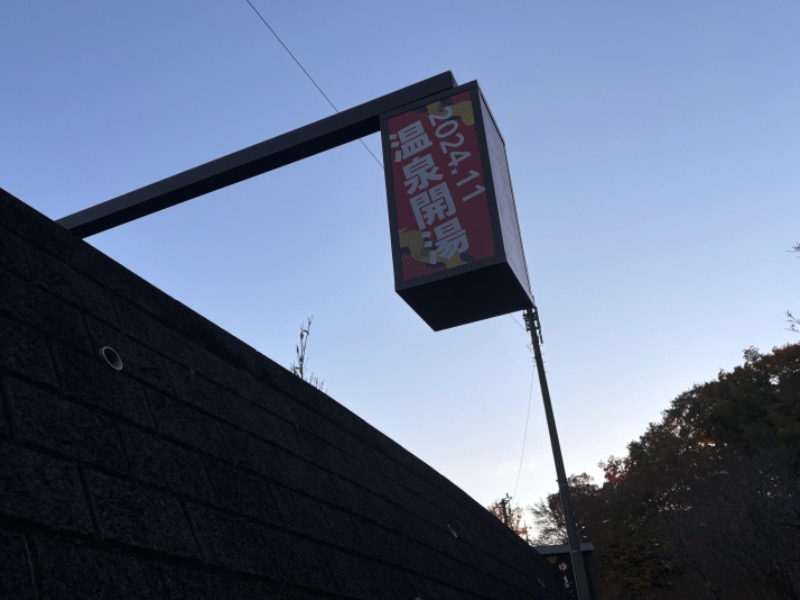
139 386 160 439
77 466 102 539
0 316 65 396
310 492 502 586
0 499 110 558
23 534 43 599
180 501 207 562
9 437 132 488
107 292 125 339
7 515 241 580
154 565 170 598
0 374 16 441
114 420 135 479
17 240 35 281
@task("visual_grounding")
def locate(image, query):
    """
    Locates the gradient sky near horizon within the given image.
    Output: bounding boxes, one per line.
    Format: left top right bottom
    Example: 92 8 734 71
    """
3 1 798 521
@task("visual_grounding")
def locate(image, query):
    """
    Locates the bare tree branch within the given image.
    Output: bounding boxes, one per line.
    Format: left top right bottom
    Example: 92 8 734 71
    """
290 316 326 391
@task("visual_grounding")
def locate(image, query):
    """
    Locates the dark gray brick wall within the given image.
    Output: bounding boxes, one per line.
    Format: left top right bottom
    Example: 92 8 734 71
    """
0 187 569 599
0 531 36 599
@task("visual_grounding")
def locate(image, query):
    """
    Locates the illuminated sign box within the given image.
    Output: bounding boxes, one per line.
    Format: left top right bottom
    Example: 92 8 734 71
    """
380 82 534 330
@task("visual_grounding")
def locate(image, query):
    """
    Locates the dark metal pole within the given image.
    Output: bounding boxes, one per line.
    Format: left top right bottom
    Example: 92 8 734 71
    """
524 306 591 600
57 72 457 238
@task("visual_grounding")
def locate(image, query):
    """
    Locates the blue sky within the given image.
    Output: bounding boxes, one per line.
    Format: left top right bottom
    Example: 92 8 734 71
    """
3 1 799 522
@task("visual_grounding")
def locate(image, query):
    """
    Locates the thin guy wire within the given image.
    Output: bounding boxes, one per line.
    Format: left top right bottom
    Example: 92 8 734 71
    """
244 0 383 168
509 313 527 331
512 352 536 502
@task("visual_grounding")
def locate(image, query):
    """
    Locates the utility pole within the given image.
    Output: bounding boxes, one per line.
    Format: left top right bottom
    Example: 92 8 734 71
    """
524 306 591 600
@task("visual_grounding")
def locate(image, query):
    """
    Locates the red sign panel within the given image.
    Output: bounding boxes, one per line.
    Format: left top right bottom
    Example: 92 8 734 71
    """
381 82 534 330
385 90 496 282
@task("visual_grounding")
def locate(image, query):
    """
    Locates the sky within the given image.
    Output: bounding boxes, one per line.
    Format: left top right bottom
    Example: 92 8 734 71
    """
2 1 799 526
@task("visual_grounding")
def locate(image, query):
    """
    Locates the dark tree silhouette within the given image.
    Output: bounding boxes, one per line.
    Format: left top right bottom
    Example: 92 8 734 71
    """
531 344 800 599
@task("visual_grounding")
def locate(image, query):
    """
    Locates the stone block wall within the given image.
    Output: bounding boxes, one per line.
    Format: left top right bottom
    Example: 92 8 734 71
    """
0 187 568 599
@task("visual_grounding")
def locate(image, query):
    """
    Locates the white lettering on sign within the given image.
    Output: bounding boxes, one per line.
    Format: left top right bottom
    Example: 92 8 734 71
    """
388 91 496 273
430 217 469 262
389 120 433 163
402 154 443 194
409 182 456 230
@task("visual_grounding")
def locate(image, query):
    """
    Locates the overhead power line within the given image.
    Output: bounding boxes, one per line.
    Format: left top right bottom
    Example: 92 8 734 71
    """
244 0 383 168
